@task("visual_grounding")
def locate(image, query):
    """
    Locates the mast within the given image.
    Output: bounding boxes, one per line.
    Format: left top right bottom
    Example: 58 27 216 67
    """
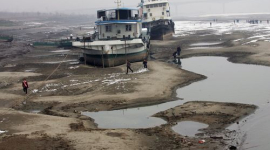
115 0 121 20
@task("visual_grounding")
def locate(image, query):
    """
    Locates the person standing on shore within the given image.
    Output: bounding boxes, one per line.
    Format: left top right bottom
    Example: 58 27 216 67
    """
143 59 148 68
126 60 133 74
177 46 182 56
22 78 29 94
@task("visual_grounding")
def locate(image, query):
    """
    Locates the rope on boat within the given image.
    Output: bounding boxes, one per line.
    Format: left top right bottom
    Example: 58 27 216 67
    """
23 54 69 104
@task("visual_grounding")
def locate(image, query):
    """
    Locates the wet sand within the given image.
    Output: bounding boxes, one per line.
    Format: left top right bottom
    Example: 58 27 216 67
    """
1 19 270 149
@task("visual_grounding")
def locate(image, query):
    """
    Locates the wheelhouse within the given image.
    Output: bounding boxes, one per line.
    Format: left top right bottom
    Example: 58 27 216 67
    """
95 8 142 40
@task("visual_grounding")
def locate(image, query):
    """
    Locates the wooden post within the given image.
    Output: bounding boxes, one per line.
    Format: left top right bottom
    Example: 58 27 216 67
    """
125 39 127 61
83 37 85 49
84 54 86 65
102 47 105 68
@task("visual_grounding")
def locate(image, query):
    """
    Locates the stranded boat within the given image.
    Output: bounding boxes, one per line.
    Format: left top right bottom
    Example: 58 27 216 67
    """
139 0 175 40
72 3 150 67
0 35 13 42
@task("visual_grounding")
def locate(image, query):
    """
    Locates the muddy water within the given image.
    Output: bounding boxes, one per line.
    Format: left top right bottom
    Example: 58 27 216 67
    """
178 57 270 150
172 121 208 137
83 100 180 129
84 57 270 149
178 57 270 104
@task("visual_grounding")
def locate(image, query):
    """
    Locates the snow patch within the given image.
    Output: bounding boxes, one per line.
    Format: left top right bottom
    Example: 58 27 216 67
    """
0 130 6 134
69 66 79 69
234 39 243 42
102 79 131 85
174 21 270 45
70 80 79 82
51 50 70 53
43 59 78 64
134 68 149 74
190 42 223 47
243 40 258 45
32 89 39 93
188 47 223 50
46 89 57 92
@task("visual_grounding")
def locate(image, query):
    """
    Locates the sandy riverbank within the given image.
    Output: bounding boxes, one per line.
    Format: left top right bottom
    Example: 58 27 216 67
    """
1 19 270 149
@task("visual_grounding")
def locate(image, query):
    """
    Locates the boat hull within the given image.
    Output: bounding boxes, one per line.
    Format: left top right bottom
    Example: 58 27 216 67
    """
0 36 13 42
73 39 148 67
150 24 174 40
84 50 148 67
143 20 175 40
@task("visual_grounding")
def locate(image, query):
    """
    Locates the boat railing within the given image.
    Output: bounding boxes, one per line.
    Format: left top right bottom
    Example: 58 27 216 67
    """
99 16 141 22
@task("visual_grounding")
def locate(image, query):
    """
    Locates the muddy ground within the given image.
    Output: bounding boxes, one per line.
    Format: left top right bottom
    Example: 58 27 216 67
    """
0 17 269 150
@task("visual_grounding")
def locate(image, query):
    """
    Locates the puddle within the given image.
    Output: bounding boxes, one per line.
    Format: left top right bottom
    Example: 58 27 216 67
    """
82 100 184 129
83 56 270 149
190 42 224 47
188 47 223 50
172 121 208 137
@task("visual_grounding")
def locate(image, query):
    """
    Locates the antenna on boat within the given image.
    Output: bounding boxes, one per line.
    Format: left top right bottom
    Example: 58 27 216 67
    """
115 0 121 20
115 0 121 8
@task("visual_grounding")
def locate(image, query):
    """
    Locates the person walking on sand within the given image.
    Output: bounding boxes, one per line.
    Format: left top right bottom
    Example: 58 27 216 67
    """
22 78 28 94
143 59 148 68
126 60 133 74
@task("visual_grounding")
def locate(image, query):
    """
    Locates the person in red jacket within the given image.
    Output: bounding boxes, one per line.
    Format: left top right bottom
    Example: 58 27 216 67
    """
22 78 29 94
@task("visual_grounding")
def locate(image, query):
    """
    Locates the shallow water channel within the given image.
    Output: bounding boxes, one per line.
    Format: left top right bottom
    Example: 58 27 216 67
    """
83 57 270 150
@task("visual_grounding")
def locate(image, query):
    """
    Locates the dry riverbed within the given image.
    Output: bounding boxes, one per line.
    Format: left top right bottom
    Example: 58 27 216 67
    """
1 20 270 149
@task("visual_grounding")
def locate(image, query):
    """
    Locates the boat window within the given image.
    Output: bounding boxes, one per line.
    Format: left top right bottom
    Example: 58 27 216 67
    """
163 3 166 6
110 12 116 20
162 12 164 15
106 25 112 32
159 4 163 7
148 9 151 12
144 13 148 18
150 5 154 8
154 4 158 7
97 11 106 18
126 25 132 31
150 13 152 17
146 5 149 8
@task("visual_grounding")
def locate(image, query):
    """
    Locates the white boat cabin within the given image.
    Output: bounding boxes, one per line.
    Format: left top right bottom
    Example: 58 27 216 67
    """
96 8 142 40
141 0 172 25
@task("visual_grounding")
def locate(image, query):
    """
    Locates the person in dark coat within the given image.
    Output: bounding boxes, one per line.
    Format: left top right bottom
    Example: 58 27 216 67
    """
177 46 182 56
143 59 148 68
22 78 29 94
126 60 133 74
173 51 177 59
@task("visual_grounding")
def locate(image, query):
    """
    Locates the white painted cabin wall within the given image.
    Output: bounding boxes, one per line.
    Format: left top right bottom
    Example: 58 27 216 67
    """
98 23 141 40
143 1 171 22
